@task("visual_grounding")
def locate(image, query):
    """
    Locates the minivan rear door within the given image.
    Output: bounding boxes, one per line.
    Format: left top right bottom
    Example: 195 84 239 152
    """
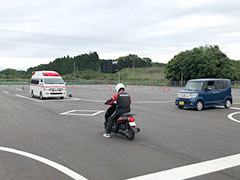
214 80 226 103
202 81 218 105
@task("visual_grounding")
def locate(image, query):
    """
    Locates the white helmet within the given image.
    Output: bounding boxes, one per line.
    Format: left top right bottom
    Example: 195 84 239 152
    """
115 83 125 92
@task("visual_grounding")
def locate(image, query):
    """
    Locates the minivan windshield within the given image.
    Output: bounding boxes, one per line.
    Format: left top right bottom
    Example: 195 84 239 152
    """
184 81 204 91
44 78 65 84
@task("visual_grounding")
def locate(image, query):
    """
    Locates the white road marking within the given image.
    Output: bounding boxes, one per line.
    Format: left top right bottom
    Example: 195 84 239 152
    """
78 98 104 103
16 88 23 91
15 94 41 102
60 110 104 116
78 97 173 104
228 111 240 123
128 153 240 180
227 107 240 124
0 146 87 180
230 107 240 110
133 100 173 104
3 91 9 94
15 94 80 102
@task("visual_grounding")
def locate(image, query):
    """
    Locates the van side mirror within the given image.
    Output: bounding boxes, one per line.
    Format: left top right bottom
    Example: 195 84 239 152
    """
65 82 68 86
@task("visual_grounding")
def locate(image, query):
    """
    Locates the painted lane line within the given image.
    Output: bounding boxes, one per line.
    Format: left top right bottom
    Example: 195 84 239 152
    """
78 97 173 104
0 146 87 180
3 91 9 94
16 88 23 91
78 98 104 103
15 94 80 102
92 110 105 116
133 100 173 104
228 111 240 123
60 110 104 116
15 94 41 102
230 107 240 110
60 110 77 115
128 153 240 180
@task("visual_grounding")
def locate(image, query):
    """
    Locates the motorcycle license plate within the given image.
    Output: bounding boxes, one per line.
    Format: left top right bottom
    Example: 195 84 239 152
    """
179 101 184 105
129 122 136 126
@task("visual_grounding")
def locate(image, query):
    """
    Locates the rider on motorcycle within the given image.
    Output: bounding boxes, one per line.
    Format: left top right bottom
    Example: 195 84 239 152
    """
103 83 131 138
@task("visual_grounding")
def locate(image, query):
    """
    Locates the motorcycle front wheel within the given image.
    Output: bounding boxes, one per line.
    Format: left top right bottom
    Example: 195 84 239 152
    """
126 127 135 141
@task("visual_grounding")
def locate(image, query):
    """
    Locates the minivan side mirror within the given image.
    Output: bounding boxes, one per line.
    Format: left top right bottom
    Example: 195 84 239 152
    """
65 82 68 86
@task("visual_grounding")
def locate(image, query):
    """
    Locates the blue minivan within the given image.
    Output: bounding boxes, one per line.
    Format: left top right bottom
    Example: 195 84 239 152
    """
175 79 232 111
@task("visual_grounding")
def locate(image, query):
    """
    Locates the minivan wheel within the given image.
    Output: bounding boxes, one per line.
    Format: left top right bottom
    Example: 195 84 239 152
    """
225 99 231 108
196 101 203 111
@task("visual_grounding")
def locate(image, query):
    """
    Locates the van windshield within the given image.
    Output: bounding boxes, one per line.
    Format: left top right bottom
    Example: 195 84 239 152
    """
184 81 204 91
44 78 65 84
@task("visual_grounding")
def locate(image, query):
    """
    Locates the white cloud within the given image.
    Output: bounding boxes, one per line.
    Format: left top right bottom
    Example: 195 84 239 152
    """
0 0 240 70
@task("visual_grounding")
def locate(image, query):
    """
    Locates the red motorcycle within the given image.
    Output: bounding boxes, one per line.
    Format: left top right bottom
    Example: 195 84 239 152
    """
104 113 140 140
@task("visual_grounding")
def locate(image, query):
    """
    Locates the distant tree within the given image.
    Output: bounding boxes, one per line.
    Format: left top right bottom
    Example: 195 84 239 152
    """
27 52 100 75
116 54 152 69
165 45 239 81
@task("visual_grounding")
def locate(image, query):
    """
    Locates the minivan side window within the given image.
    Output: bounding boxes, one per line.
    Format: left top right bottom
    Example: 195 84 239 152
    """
207 81 215 90
223 81 229 89
214 81 224 89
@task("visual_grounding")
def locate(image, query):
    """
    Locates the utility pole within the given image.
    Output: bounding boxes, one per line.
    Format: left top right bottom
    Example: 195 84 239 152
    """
118 71 120 83
181 68 183 87
73 62 76 77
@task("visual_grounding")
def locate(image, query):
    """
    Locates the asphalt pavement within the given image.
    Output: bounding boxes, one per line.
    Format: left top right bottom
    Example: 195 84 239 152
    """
0 85 240 180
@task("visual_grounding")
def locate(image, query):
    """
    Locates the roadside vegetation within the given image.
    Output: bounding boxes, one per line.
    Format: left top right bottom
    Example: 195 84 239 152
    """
1 45 239 85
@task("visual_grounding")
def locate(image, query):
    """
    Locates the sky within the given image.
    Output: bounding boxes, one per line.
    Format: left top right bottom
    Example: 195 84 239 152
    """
0 0 240 70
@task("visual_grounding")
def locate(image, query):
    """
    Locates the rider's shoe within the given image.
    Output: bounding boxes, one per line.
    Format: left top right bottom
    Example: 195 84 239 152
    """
103 133 111 138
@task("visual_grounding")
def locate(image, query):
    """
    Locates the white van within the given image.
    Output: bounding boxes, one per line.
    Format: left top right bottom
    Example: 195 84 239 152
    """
30 71 67 99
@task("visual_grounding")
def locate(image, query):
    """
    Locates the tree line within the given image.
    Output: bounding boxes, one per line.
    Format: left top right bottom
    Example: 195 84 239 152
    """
165 45 240 81
1 45 240 81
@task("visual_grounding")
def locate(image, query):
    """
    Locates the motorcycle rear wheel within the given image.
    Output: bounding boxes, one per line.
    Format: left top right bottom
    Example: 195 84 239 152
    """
126 128 135 141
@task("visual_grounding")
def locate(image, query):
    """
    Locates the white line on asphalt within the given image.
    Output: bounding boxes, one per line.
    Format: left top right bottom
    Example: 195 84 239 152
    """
133 100 173 104
15 94 80 102
127 153 240 180
3 91 9 94
226 107 240 124
78 97 173 104
92 110 105 116
16 88 23 91
78 98 104 103
230 107 240 110
0 146 87 180
60 110 77 115
60 110 104 116
15 94 41 102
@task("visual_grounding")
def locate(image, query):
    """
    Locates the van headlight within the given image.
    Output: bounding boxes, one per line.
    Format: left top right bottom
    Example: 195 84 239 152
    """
190 93 198 98
43 88 50 91
178 93 198 99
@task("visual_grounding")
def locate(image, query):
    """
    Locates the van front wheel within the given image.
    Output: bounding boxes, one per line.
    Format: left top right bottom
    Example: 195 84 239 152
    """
40 92 44 100
31 90 35 98
196 101 203 111
225 99 231 108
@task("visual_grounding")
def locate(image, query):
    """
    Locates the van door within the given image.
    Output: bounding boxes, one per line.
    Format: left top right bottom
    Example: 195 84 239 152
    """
202 81 218 105
214 81 226 104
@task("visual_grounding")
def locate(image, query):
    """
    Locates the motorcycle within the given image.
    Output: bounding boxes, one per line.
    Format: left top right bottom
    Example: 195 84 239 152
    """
104 113 140 140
